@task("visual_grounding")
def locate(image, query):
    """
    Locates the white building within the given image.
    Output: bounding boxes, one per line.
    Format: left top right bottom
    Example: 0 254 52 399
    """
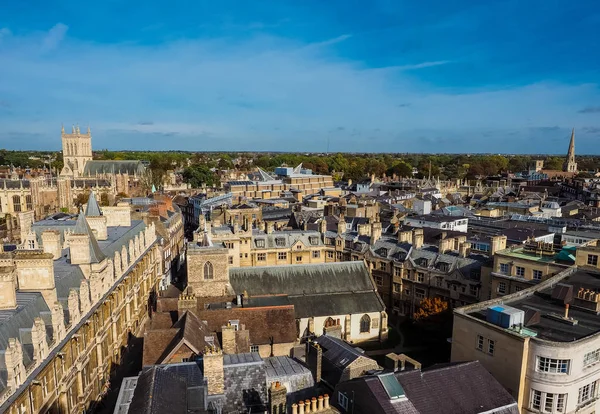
404 215 468 233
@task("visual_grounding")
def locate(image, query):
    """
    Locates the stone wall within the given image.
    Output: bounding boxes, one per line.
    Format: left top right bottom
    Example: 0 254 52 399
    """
187 245 230 297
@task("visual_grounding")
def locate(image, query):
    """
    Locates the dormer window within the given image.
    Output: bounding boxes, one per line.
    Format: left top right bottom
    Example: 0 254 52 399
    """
275 238 286 247
436 262 450 272
418 258 429 267
380 248 388 257
229 320 240 331
255 239 265 248
309 236 319 245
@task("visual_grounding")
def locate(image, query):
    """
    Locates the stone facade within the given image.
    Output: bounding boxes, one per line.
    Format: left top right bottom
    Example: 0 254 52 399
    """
186 245 230 297
0 199 163 414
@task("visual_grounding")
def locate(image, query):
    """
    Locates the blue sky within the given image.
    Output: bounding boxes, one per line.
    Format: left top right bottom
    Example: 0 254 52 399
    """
0 0 599 153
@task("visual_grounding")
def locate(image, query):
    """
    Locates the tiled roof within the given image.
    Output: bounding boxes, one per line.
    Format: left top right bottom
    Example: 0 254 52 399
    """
128 366 188 414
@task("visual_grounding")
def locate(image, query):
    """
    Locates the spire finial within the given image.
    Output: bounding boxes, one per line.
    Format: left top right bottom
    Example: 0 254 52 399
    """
61 124 65 134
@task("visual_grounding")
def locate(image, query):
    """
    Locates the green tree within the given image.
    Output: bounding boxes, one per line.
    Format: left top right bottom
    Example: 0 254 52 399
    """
182 165 217 188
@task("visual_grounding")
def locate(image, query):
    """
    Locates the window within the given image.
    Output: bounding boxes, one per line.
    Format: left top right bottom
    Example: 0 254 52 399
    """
537 357 570 374
516 266 525 277
12 195 21 212
309 236 319 245
498 282 507 294
380 262 387 271
393 283 401 293
228 256 233 265
296 256 303 262
469 285 477 296
417 273 424 283
415 288 426 300
278 252 287 260
545 393 554 412
533 270 543 281
436 278 443 287
255 239 265 248
499 263 509 274
257 253 266 261
584 349 600 367
404 288 411 296
531 390 542 410
203 262 214 280
338 392 349 410
275 238 286 247
327 251 334 259
312 251 320 259
394 267 402 277
588 255 598 266
360 314 371 333
488 339 495 355
250 345 259 353
515 286 523 292
374 275 383 286
557 394 566 413
578 381 597 405
477 335 484 351
25 195 32 211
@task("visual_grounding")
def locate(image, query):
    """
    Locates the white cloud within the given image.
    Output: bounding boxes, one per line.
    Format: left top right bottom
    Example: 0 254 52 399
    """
0 26 598 152
41 23 68 52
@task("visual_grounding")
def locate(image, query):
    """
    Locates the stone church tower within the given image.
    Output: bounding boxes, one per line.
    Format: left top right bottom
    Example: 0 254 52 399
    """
563 128 577 173
61 125 92 176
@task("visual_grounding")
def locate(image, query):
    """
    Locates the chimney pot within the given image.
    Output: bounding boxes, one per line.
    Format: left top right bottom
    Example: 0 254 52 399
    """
311 397 317 412
299 401 305 414
305 399 311 413
292 403 298 414
318 395 324 411
324 394 330 409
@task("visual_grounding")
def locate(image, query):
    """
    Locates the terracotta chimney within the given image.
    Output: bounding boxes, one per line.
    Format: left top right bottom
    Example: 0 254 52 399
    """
324 394 330 409
318 395 324 411
299 401 305 414
311 397 317 412
305 400 311 413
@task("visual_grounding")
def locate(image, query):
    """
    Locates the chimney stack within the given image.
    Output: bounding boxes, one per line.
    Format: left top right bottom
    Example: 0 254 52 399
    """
412 229 424 249
459 242 469 258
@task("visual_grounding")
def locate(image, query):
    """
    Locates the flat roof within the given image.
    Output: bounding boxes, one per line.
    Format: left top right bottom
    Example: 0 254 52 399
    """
469 268 600 342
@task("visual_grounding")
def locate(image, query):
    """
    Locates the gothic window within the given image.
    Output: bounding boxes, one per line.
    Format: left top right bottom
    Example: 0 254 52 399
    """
12 195 21 212
204 261 214 280
360 314 371 333
25 195 32 210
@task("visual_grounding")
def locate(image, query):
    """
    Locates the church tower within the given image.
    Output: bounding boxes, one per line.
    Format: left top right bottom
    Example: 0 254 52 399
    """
61 125 92 177
563 128 577 173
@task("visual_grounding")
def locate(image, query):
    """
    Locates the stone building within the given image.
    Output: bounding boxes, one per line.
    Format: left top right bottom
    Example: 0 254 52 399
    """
0 192 162 413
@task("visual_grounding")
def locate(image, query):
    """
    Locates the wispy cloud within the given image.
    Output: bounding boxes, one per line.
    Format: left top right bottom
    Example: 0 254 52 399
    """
578 106 600 114
0 23 598 152
41 23 68 52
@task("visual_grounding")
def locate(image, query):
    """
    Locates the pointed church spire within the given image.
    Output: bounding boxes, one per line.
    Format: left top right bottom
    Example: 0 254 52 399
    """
87 125 91 135
61 124 65 134
563 128 577 173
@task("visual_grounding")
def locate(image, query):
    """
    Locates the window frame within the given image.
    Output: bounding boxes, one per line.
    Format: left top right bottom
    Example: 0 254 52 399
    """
537 356 570 374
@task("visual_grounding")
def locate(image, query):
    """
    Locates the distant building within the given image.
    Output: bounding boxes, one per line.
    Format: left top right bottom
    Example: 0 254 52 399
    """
403 214 468 233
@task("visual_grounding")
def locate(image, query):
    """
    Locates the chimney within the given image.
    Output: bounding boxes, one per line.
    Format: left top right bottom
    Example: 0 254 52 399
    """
292 403 298 414
178 293 197 315
305 399 311 413
307 341 322 383
299 401 305 414
269 381 287 414
337 214 346 235
412 229 424 249
311 397 317 412
318 396 324 411
324 394 330 409
221 324 236 354
371 221 382 245
266 221 274 234
357 223 370 236
203 348 224 395
439 237 451 254
398 230 411 243
41 230 62 260
490 235 508 256
459 242 469 258
564 303 570 319
0 267 17 310
14 251 56 303
319 218 327 234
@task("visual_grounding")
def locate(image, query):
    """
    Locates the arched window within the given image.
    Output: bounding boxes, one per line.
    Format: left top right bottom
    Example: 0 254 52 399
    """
324 317 336 328
360 314 371 333
12 195 21 212
25 195 32 210
204 261 214 280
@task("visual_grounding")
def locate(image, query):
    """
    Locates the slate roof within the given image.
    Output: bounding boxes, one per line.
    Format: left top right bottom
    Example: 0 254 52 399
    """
83 160 146 176
128 366 188 414
251 230 323 250
229 262 384 320
395 361 519 414
314 335 369 387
